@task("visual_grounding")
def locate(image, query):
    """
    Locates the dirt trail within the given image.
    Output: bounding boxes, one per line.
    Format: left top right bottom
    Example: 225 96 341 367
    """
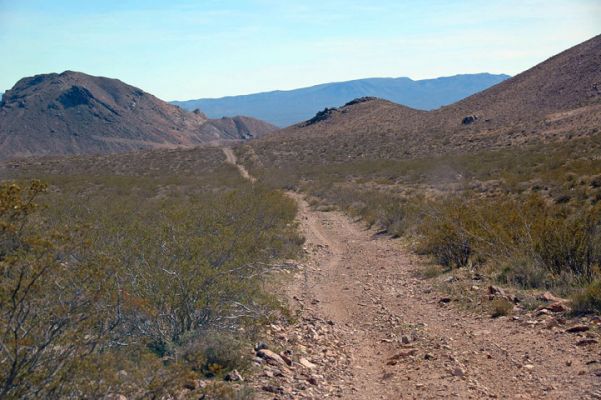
224 148 600 399
223 147 256 183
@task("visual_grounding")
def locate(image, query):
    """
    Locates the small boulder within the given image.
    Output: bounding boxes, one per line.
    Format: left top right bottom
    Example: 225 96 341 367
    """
224 369 243 382
462 115 478 125
389 348 417 361
537 291 567 303
254 342 269 351
451 366 466 377
488 285 506 297
299 357 317 369
257 349 287 367
546 302 570 313
566 325 590 333
576 338 598 346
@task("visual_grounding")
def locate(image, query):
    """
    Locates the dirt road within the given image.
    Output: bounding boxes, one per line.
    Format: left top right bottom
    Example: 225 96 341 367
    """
224 148 600 399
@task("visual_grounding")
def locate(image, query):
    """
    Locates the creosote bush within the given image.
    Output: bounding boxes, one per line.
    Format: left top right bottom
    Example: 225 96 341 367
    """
417 195 601 290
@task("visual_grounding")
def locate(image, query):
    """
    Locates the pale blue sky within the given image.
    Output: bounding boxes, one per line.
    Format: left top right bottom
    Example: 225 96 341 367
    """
0 1 599 100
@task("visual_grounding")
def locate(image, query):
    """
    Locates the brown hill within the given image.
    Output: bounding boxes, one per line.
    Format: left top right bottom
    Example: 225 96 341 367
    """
0 71 276 160
256 35 601 163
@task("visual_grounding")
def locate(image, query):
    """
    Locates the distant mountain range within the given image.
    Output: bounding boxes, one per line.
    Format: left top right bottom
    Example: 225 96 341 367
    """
0 72 276 160
172 73 510 127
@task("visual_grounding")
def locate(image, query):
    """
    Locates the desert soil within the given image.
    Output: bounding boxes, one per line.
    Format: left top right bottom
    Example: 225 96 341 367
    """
223 148 601 400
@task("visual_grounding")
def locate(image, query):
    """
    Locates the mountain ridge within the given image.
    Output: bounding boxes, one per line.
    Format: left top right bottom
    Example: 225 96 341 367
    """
172 73 509 127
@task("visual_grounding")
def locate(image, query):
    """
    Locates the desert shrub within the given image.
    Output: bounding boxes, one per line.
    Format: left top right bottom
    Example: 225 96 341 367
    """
490 298 514 318
419 264 445 279
529 203 601 279
416 195 601 287
417 199 473 268
179 332 250 377
496 256 551 289
571 280 601 315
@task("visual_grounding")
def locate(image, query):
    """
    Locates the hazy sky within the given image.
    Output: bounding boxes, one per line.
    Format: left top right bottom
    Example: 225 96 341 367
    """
0 0 599 100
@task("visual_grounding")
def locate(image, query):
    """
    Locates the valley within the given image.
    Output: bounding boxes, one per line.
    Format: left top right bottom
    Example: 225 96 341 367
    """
0 29 600 400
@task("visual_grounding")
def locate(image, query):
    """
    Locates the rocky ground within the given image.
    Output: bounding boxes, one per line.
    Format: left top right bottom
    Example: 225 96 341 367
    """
245 193 601 400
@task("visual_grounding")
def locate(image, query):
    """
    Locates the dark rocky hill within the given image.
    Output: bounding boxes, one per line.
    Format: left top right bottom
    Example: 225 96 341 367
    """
0 71 276 160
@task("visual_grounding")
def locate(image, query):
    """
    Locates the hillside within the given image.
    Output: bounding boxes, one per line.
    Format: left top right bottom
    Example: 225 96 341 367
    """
172 73 509 127
253 35 601 164
0 71 276 160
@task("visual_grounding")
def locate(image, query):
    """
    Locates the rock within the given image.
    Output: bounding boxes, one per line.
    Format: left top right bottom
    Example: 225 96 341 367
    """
424 353 435 360
439 297 452 303
262 385 284 394
401 335 411 344
307 376 319 386
224 369 243 382
257 349 288 366
546 302 570 313
523 364 534 370
299 357 317 369
576 338 598 346
462 115 478 125
389 348 418 361
280 353 293 366
451 366 466 377
537 291 566 303
488 285 506 297
566 325 590 333
255 342 269 351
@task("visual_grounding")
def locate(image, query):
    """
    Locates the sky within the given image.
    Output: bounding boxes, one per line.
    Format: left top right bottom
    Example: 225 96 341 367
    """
0 1 599 100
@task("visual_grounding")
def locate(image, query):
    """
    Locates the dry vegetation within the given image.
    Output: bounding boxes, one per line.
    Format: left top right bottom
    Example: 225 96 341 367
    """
0 147 303 399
